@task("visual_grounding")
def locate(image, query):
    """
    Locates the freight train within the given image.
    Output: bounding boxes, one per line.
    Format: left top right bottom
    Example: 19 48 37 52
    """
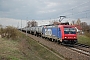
22 23 77 45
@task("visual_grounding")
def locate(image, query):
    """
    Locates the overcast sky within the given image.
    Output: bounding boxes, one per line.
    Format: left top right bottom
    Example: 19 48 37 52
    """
0 0 90 27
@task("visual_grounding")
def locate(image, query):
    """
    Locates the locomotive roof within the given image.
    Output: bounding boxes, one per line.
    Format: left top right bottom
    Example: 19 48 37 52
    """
58 25 74 28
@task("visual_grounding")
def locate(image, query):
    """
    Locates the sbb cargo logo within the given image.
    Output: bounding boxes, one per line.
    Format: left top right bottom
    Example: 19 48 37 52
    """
45 29 52 36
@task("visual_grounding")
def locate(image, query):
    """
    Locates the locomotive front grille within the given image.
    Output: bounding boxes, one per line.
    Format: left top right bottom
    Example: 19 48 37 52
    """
63 39 77 44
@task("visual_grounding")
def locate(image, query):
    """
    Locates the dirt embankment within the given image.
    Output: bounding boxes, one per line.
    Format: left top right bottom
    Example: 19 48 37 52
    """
0 35 61 60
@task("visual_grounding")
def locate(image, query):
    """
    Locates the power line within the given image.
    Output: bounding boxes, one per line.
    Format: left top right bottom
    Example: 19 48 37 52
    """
70 1 90 10
66 9 90 17
60 0 90 15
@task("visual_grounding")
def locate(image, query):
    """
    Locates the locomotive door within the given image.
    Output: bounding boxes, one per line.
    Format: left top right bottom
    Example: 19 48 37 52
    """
57 28 61 38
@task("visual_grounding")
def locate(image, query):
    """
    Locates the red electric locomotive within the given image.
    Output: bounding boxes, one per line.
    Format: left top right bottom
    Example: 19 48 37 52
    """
58 25 77 44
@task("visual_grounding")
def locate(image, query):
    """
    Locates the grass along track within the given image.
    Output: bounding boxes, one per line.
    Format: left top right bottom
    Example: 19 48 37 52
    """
0 32 63 60
78 35 90 46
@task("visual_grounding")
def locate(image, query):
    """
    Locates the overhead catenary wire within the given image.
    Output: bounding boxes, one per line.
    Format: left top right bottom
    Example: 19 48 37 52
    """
60 0 90 15
66 9 90 17
61 1 90 21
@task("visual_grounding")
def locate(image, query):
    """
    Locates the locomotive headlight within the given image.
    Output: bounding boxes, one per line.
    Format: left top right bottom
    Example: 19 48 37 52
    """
64 37 67 38
74 37 76 38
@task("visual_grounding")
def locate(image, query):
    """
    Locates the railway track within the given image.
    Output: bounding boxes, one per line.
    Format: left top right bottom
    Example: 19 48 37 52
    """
64 43 90 57
69 47 90 56
40 37 90 57
70 43 90 56
74 43 90 48
42 37 90 57
35 38 90 59
36 35 90 57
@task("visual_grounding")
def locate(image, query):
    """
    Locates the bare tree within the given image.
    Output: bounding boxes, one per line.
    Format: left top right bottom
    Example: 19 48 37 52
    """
27 20 38 27
27 21 31 27
76 18 81 25
0 24 2 28
80 22 89 31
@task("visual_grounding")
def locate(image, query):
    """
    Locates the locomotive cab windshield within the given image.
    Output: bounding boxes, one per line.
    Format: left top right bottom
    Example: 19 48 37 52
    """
64 27 76 34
